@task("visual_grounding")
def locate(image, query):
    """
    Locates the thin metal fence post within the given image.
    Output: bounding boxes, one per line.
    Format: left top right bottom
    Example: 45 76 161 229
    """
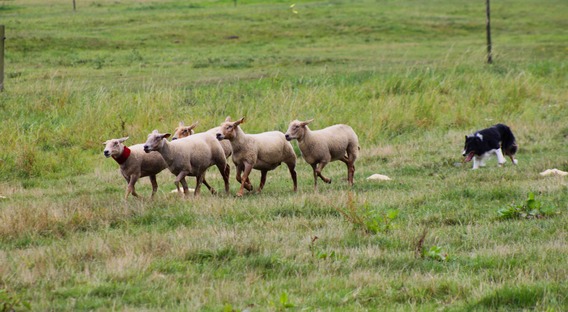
0 25 5 92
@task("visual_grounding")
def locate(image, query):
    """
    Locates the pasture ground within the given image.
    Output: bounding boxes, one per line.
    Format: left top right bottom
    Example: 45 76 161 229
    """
0 0 567 310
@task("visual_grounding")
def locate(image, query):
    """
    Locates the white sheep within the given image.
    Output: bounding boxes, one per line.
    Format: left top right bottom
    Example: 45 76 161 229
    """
284 119 359 190
143 130 230 196
172 121 233 159
216 117 297 197
103 137 167 199
170 121 231 194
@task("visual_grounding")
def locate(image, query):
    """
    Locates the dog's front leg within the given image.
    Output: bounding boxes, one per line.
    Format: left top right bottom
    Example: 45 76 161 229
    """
472 157 481 170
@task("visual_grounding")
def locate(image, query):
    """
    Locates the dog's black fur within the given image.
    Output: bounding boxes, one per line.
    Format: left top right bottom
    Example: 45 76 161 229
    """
463 124 518 168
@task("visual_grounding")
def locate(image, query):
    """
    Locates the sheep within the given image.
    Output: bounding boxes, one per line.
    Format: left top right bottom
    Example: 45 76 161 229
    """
284 119 359 191
103 137 167 199
169 121 230 195
216 117 297 197
172 121 233 159
143 130 230 197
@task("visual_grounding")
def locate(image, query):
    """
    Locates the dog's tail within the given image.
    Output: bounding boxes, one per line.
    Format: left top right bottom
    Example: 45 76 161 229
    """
496 123 517 155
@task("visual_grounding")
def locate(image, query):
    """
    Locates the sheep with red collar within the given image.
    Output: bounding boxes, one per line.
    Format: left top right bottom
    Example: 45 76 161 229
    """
103 137 168 199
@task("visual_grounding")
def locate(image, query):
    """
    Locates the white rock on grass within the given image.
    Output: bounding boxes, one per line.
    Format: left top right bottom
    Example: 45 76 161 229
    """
539 169 568 177
366 174 392 181
171 188 194 193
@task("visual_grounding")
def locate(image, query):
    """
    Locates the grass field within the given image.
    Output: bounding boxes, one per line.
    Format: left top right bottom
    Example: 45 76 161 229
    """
1 0 567 310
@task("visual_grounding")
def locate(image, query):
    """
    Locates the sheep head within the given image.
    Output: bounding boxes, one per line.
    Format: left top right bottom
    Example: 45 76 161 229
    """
285 119 313 141
172 121 198 140
103 137 129 158
143 130 170 153
217 117 245 141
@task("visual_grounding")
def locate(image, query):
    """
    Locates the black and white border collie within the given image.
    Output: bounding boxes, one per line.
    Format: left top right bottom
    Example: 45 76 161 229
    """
462 124 518 170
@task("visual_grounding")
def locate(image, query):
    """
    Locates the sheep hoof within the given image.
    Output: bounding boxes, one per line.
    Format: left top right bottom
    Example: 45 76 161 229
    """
210 188 217 195
236 192 244 197
325 178 332 184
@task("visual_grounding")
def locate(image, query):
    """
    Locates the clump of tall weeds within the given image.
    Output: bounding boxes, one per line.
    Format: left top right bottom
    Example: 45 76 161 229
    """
335 192 399 235
497 192 558 220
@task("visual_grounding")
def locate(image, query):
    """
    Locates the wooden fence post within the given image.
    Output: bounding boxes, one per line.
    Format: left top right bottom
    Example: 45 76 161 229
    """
0 25 5 92
486 0 493 64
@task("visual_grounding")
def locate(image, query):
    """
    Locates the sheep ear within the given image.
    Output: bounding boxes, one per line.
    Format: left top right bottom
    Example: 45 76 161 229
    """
152 130 159 134
119 137 129 143
225 116 232 122
188 121 199 130
178 121 185 127
163 133 171 139
301 119 314 126
235 117 245 125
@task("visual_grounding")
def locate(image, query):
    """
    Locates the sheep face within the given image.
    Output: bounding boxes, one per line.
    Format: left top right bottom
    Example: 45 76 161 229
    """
103 137 129 158
216 117 245 141
143 130 170 153
172 121 198 140
284 119 313 141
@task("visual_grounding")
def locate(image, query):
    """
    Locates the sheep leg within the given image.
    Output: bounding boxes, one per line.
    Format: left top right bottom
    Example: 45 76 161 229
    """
258 170 268 193
311 164 319 191
202 176 217 195
175 172 190 197
224 164 231 193
216 163 230 194
149 175 158 199
339 156 350 181
286 162 297 192
237 162 254 197
194 174 203 197
316 162 332 184
245 176 253 192
180 177 191 196
126 175 140 199
236 166 253 192
340 157 356 186
347 162 355 186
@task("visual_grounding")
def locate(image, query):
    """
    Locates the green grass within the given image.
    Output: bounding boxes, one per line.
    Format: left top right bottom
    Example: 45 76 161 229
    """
1 0 568 310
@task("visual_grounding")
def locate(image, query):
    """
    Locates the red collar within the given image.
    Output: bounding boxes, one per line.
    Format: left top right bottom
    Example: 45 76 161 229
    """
113 146 131 165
